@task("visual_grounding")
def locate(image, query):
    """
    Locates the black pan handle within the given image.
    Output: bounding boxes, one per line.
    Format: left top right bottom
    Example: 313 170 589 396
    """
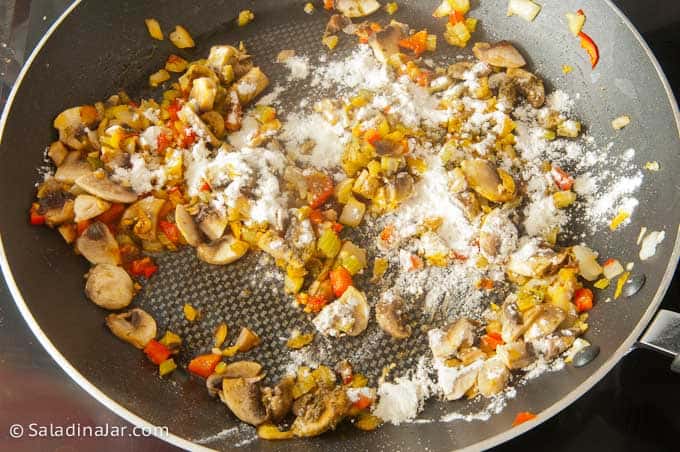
636 309 680 373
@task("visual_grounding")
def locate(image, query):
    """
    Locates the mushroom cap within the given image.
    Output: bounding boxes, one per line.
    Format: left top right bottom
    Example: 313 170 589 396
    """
85 264 134 310
76 221 121 265
262 376 295 423
197 235 248 265
220 377 269 426
335 0 381 18
175 204 202 246
105 308 157 349
75 171 137 204
74 194 111 222
291 387 350 437
375 293 411 339
472 41 527 68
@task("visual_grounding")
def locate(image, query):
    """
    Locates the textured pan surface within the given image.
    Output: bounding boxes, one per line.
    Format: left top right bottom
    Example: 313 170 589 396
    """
1 0 679 450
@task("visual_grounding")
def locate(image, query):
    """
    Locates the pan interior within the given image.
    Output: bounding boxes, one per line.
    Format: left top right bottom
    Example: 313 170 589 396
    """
1 0 679 451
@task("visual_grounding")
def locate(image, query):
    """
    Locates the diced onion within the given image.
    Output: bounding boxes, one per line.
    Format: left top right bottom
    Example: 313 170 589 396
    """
572 245 603 281
507 0 541 22
602 259 624 280
565 12 585 36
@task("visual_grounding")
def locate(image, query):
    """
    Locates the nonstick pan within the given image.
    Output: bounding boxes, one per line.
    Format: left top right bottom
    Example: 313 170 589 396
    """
1 0 680 450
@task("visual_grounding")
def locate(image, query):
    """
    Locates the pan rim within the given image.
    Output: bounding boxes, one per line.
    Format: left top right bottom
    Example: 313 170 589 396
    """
0 1 678 451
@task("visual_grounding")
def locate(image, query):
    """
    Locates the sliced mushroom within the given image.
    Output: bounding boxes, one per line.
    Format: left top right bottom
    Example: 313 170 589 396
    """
207 361 263 397
506 67 545 108
105 308 157 349
523 305 566 341
232 67 269 105
290 387 350 437
75 171 137 204
529 328 578 360
262 376 295 423
496 340 535 370
38 189 75 227
190 77 217 112
54 151 93 183
428 318 476 359
336 0 381 18
508 239 568 278
368 23 406 63
47 141 69 166
175 204 202 246
437 360 483 401
477 357 510 397
375 292 411 339
479 209 518 259
454 191 481 220
177 104 219 146
198 212 228 241
472 41 526 68
121 197 166 242
76 221 120 265
53 105 99 149
325 14 352 36
221 377 269 426
207 45 252 82
85 264 134 310
312 286 370 337
197 235 249 265
489 72 520 107
74 194 111 222
447 61 475 80
460 159 516 203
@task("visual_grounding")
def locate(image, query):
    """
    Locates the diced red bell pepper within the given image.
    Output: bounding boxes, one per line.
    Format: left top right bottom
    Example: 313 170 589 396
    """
306 172 334 209
480 332 504 352
76 219 91 236
574 287 594 313
398 30 428 56
332 222 343 233
181 128 197 147
364 129 382 146
512 411 537 427
352 395 373 410
159 220 181 244
323 0 334 10
157 132 172 155
200 182 211 192
144 339 171 365
29 203 45 225
309 209 324 224
416 70 431 87
330 266 353 298
96 203 126 225
448 11 465 24
307 294 329 313
129 257 158 278
578 31 599 69
380 224 395 242
188 354 222 378
167 99 181 121
551 166 574 191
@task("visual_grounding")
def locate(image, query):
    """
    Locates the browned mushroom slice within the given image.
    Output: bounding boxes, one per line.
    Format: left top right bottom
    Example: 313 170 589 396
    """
428 318 476 359
75 171 137 204
207 45 253 82
198 212 228 241
85 264 134 310
54 151 93 183
206 361 263 397
291 387 350 437
447 61 475 79
262 376 295 423
312 286 370 337
472 41 526 68
232 67 269 105
105 308 157 349
507 239 568 278
233 327 261 352
221 377 269 426
523 304 566 341
368 23 407 63
506 67 545 108
39 189 75 227
479 209 518 259
76 221 120 265
174 204 202 246
196 235 249 265
375 292 411 339
529 328 578 360
325 14 352 36
496 340 535 370
460 159 516 203
336 0 381 17
53 105 99 149
47 141 69 166
476 358 510 397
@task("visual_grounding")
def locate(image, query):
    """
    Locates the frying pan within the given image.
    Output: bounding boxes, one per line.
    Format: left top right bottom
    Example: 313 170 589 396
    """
1 0 680 450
